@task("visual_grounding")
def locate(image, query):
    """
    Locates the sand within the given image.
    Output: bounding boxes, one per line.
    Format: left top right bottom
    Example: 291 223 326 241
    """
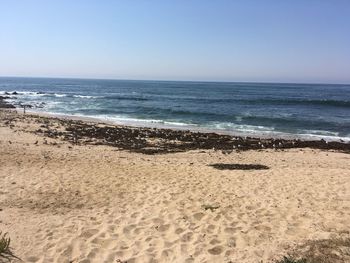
1 110 350 263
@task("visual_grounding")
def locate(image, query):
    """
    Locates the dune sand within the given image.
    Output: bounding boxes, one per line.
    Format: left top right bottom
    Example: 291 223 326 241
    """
1 110 349 262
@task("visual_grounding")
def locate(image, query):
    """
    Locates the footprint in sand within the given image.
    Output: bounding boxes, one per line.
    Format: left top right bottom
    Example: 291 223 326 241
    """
181 232 194 242
158 224 170 232
175 228 185 234
209 238 221 245
123 224 137 234
26 256 40 262
208 246 223 255
193 212 205 221
206 224 216 233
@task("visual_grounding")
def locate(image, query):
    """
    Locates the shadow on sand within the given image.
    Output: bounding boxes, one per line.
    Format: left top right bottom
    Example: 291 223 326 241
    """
209 163 269 170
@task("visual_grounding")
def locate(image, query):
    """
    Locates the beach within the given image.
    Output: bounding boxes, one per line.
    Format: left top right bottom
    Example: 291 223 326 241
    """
2 1 350 261
1 109 350 263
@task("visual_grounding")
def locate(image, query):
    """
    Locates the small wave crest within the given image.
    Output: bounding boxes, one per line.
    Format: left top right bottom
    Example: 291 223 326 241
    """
73 95 101 99
95 115 193 127
0 91 67 98
53 93 66 97
0 91 46 97
210 122 275 131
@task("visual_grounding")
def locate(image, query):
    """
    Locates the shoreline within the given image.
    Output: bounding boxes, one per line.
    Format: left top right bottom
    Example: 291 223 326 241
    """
2 108 350 154
25 109 350 143
1 93 349 143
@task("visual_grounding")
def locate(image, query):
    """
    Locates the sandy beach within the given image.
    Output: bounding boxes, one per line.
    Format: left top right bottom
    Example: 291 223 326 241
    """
1 109 350 263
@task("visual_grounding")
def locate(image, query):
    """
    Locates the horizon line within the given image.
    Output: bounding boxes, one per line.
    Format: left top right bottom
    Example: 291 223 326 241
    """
0 75 349 86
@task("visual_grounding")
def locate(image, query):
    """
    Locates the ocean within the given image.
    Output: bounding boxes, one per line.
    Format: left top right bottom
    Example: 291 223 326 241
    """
1 77 350 141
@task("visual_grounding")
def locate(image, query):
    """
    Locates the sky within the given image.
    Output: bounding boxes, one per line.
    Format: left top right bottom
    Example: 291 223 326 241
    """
0 0 350 83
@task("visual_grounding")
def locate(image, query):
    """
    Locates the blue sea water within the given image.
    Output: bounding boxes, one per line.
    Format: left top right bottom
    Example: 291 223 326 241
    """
1 77 350 141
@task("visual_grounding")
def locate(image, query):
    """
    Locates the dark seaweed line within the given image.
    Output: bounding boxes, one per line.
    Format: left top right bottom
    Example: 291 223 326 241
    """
30 114 350 155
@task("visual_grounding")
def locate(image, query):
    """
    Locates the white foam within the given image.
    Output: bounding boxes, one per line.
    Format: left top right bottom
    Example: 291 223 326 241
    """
53 93 67 97
0 91 51 97
73 95 101 99
92 115 194 127
209 122 275 132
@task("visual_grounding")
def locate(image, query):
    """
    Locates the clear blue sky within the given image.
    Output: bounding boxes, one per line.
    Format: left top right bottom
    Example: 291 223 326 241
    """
1 0 350 83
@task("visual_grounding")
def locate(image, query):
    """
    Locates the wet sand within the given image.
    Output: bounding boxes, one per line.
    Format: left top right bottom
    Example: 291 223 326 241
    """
1 109 350 262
